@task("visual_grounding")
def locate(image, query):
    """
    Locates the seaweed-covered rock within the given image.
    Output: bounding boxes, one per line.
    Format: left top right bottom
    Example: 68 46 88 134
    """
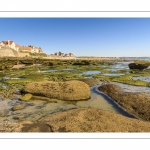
20 94 32 101
22 80 90 100
20 60 34 65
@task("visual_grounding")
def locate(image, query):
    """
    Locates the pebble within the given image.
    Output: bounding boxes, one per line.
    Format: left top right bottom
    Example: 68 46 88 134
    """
12 103 27 111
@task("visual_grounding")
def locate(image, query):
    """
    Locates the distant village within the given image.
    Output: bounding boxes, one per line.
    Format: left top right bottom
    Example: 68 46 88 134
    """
53 52 74 57
0 40 43 53
0 40 75 57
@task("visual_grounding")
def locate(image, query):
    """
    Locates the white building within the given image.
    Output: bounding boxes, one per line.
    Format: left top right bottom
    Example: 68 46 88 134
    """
1 40 19 51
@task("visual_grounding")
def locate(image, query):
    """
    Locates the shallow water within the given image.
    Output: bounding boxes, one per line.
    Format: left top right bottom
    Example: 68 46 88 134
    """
102 74 125 76
80 71 101 75
111 82 150 93
131 76 150 82
0 86 136 122
111 62 131 70
42 70 58 73
43 68 76 73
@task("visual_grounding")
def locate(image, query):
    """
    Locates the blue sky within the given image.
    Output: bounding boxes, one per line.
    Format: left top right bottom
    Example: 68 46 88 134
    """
0 18 150 57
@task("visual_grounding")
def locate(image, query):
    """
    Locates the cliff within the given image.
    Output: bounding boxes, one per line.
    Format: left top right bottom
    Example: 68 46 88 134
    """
0 47 19 57
0 47 30 57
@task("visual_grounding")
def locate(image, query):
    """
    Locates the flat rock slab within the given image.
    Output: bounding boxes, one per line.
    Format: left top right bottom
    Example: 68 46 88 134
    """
22 80 90 101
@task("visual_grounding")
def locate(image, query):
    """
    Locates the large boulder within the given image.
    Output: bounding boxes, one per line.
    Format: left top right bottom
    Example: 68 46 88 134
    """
128 63 149 70
22 80 90 101
98 84 150 121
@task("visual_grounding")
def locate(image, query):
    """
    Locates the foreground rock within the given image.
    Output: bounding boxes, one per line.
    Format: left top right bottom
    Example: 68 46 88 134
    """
98 84 150 121
2 108 150 132
128 63 149 70
22 81 90 100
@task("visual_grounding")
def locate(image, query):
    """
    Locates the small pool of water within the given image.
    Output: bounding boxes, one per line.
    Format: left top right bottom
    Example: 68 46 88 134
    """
61 69 76 71
81 71 101 75
42 69 76 73
131 76 150 82
102 74 125 76
42 70 58 73
111 62 131 70
2 77 25 80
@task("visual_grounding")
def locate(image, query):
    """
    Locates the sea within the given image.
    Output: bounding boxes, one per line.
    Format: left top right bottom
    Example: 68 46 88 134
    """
119 57 150 61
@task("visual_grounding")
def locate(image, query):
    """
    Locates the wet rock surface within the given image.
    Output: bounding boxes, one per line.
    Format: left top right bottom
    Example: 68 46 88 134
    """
98 84 150 121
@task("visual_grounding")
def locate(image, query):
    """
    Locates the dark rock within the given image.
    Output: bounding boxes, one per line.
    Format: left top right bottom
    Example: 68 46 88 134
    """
128 63 149 70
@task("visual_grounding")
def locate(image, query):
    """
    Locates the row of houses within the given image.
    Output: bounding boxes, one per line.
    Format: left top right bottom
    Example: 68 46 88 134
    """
0 40 43 53
54 51 74 57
